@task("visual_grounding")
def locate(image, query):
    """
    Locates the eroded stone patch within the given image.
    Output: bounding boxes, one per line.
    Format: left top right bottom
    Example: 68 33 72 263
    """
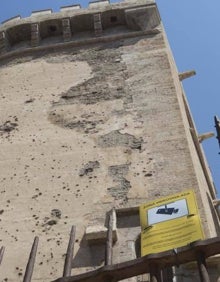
98 130 143 150
60 76 127 105
50 45 131 123
49 44 132 133
79 161 100 177
48 108 106 134
107 164 131 204
0 120 18 134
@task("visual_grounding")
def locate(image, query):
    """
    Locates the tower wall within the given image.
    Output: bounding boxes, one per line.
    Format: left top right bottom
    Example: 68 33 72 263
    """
0 1 219 281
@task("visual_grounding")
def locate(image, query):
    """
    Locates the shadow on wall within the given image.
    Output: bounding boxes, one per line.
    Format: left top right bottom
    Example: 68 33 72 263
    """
117 214 140 229
72 234 105 268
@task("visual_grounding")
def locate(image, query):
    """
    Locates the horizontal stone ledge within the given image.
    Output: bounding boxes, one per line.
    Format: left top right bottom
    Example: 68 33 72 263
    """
0 28 160 63
85 225 117 244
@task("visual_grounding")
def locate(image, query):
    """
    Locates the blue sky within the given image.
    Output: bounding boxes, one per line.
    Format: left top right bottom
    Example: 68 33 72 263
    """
1 0 220 195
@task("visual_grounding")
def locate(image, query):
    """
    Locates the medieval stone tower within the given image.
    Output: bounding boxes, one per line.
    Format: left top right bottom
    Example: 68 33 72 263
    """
0 0 219 281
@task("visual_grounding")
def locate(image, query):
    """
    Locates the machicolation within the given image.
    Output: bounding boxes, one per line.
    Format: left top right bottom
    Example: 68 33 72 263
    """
0 0 159 62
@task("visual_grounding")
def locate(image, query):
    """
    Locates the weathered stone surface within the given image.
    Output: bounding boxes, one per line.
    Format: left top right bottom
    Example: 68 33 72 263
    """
0 2 219 281
79 161 100 177
0 120 18 134
98 130 143 150
107 164 131 204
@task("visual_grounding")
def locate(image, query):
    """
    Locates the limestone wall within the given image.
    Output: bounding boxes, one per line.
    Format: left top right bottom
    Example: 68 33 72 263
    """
0 1 219 282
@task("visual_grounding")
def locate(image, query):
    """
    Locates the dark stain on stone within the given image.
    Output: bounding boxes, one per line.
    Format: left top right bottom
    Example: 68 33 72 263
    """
98 130 143 150
57 46 130 106
64 119 104 133
107 164 131 203
25 98 35 104
47 220 57 226
51 209 61 219
48 112 105 134
48 46 132 132
144 173 153 177
60 76 127 105
79 161 100 177
0 120 18 134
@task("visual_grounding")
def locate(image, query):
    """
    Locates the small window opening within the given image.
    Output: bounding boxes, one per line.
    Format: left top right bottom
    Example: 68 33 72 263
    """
49 25 57 32
110 16 117 23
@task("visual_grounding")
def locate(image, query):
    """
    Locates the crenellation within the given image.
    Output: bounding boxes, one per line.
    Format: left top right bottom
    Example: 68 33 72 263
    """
0 2 161 58
89 0 110 9
0 0 160 57
60 4 81 12
31 9 53 17
1 15 21 25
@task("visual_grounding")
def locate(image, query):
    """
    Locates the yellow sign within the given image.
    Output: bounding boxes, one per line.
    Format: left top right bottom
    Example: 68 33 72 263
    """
139 190 204 256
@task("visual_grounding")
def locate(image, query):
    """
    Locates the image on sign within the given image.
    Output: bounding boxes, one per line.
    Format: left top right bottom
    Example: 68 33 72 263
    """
147 199 189 225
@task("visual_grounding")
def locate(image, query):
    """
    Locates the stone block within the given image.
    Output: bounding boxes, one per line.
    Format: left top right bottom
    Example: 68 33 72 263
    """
85 225 118 244
93 13 103 36
62 18 72 41
125 5 160 31
31 9 52 17
1 15 21 25
0 31 9 54
89 0 110 9
60 5 81 12
31 23 40 47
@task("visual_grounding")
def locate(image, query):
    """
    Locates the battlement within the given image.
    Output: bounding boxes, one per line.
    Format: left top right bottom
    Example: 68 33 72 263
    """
0 0 160 60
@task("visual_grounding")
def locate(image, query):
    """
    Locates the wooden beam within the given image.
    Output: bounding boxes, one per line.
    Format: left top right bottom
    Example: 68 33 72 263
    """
63 226 76 277
150 264 161 282
0 246 5 266
105 209 114 266
23 236 39 282
53 237 220 282
197 253 210 282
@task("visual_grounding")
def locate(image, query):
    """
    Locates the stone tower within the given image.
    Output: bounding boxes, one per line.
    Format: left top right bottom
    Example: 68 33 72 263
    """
0 0 219 281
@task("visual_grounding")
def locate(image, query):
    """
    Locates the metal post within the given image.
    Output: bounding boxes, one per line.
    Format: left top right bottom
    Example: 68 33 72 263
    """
23 236 39 282
0 246 5 265
105 209 114 266
63 225 76 277
197 253 210 282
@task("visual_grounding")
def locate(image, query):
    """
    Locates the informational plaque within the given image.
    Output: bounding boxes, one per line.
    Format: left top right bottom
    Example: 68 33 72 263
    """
139 190 204 256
